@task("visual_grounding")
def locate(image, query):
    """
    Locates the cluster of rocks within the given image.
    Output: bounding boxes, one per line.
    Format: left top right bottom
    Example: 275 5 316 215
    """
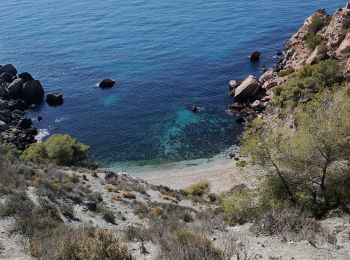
228 2 350 124
0 64 63 149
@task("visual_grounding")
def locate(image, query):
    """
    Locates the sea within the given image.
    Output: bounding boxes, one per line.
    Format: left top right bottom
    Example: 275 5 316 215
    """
0 0 344 169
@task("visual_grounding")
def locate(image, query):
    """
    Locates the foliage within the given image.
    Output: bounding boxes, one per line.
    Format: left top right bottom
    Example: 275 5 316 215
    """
30 226 132 260
184 180 210 196
220 185 255 224
277 68 295 77
21 134 90 166
158 228 223 260
273 60 343 110
241 87 350 218
305 15 326 49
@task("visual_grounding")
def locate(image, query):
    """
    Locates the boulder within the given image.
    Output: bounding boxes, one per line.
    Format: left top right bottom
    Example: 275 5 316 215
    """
259 69 275 83
250 100 265 110
0 80 9 98
8 99 29 111
18 118 32 129
0 120 8 132
22 80 44 104
0 110 11 123
0 72 15 83
262 80 277 90
98 79 115 89
234 75 261 101
0 64 17 76
18 72 34 83
46 92 63 106
0 99 9 110
6 78 23 99
250 51 261 61
84 201 97 211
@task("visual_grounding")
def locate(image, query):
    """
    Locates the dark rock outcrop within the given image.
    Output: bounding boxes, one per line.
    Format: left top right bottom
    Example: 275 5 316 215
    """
0 64 17 76
250 51 261 61
6 78 23 99
98 79 115 89
18 72 34 83
22 80 44 104
18 118 32 129
46 92 63 106
0 72 15 83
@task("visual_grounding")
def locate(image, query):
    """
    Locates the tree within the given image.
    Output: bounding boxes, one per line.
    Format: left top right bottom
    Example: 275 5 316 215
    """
241 87 350 218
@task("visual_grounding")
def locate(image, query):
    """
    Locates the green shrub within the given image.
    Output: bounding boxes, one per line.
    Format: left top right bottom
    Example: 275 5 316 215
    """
220 185 255 224
184 180 210 196
242 87 350 218
273 60 343 110
305 34 323 49
277 68 295 77
21 134 89 166
305 15 326 49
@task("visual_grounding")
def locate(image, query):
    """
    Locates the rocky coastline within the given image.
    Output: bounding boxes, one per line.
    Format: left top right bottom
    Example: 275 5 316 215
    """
0 65 65 150
228 3 350 124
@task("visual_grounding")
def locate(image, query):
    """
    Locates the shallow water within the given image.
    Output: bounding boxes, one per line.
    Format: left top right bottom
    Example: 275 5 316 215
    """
0 0 344 168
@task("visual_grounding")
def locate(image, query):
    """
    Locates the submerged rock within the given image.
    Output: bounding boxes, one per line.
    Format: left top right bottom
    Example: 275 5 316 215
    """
22 80 44 104
46 92 64 106
98 79 115 89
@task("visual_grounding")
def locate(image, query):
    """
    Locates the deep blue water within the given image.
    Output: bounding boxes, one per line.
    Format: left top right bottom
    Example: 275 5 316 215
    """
0 0 344 167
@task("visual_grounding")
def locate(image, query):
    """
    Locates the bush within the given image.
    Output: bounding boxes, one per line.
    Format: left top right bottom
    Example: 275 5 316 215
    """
21 134 89 166
30 226 132 260
185 180 210 197
305 15 326 49
158 228 223 260
273 60 343 110
242 87 350 218
220 185 255 224
251 207 334 245
277 68 295 77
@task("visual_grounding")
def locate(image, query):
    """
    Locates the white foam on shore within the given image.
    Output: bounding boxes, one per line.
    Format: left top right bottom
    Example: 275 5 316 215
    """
35 129 49 143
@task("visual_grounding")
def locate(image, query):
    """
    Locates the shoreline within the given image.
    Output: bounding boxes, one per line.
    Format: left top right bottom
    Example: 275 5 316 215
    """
105 146 265 194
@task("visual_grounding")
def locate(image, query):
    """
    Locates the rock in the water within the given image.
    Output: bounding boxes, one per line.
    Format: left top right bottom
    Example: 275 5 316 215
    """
236 117 246 124
229 80 240 91
250 51 261 61
18 72 34 83
46 92 63 106
18 118 32 129
22 80 44 104
6 78 23 99
0 120 8 132
0 64 17 76
234 75 261 101
192 105 199 113
98 79 115 89
0 73 15 83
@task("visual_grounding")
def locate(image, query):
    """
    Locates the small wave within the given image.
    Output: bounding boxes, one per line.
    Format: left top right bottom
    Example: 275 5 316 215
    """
54 116 69 123
35 129 49 143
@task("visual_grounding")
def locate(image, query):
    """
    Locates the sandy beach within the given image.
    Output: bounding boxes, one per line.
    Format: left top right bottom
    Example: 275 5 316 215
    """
129 157 265 194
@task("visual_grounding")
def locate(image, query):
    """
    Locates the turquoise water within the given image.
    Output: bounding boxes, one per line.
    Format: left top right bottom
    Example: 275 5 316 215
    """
0 0 344 167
